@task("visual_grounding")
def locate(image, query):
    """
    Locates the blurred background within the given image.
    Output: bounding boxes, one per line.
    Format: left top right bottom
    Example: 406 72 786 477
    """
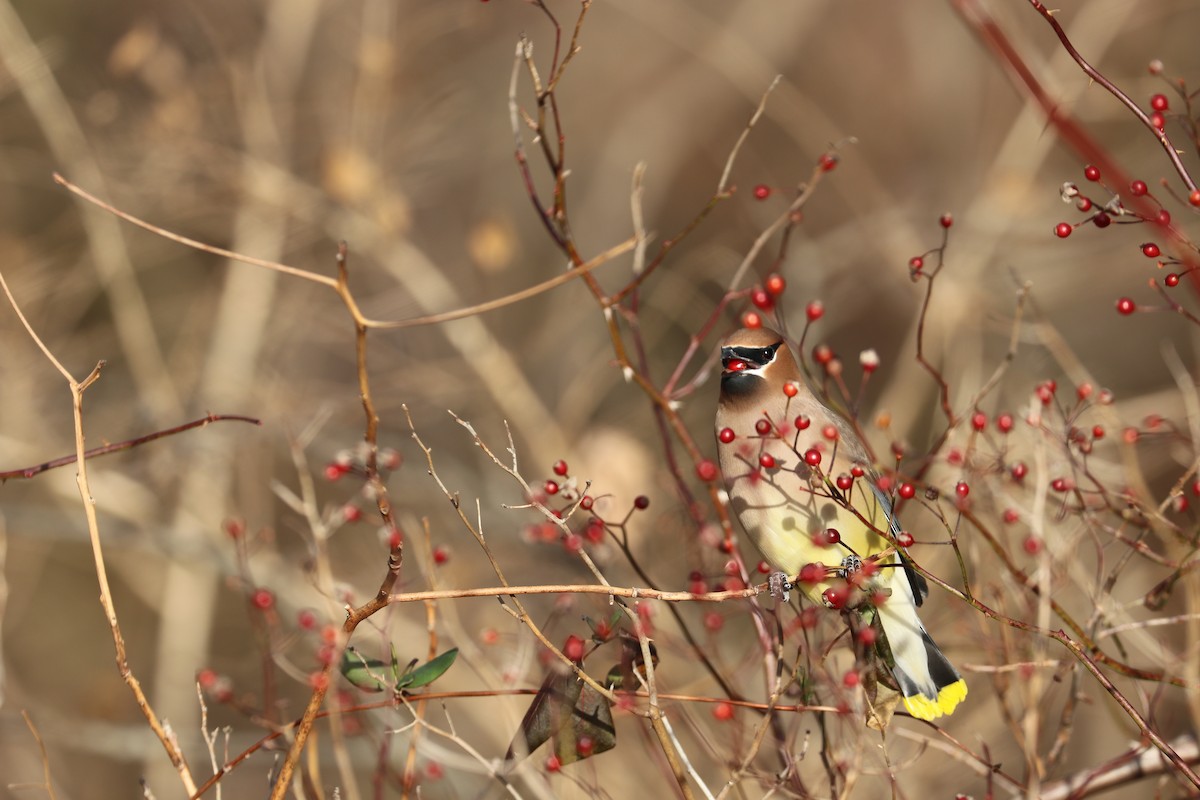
1 0 1198 797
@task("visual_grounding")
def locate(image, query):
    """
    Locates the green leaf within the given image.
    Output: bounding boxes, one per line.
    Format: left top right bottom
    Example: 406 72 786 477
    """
339 647 393 692
396 648 459 690
340 647 459 693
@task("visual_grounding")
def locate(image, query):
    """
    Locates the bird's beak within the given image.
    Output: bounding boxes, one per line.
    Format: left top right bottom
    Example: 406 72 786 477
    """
721 348 749 374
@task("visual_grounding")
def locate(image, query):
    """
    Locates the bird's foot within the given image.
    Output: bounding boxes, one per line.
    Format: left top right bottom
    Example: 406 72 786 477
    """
838 554 864 578
768 571 792 603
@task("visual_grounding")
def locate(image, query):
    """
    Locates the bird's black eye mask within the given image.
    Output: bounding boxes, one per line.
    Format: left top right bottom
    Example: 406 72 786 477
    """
721 341 782 373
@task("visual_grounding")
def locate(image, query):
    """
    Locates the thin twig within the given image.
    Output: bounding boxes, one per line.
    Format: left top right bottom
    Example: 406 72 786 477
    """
0 414 261 480
0 271 197 794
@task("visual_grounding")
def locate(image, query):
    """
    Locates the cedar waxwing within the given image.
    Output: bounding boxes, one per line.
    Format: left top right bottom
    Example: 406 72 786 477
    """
716 326 967 720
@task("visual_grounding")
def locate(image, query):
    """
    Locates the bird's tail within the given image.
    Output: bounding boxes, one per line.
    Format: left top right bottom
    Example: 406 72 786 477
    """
876 601 967 720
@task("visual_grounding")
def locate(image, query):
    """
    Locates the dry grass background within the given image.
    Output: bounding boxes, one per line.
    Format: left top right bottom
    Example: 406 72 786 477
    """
0 1 1198 797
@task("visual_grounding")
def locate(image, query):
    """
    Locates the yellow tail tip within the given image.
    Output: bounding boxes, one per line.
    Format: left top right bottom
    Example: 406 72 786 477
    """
902 679 968 721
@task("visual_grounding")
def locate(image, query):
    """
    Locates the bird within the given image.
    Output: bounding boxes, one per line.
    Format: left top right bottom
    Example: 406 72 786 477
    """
715 325 967 721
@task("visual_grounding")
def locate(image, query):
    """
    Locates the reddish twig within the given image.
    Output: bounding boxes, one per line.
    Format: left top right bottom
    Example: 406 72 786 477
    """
0 414 261 480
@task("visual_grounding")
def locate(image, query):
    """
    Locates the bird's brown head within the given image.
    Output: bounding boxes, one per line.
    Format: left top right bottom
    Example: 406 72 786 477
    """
719 327 796 401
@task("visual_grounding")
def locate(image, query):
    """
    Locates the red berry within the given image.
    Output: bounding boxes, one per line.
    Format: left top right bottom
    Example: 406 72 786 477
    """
324 463 346 481
1002 508 1019 524
799 562 826 584
794 414 811 431
898 483 915 500
997 413 1014 433
433 546 450 565
544 480 559 496
821 424 838 441
811 529 833 547
1150 111 1166 130
804 448 821 467
756 560 771 574
1115 297 1136 315
580 495 594 510
1142 243 1161 258
718 427 736 444
742 311 762 329
197 668 218 689
1076 196 1093 211
1011 462 1028 481
755 418 772 436
1123 427 1139 444
1051 477 1071 493
955 481 969 498
1083 165 1101 181
563 635 586 662
252 589 274 611
342 504 362 523
703 611 724 632
1190 190 1200 207
1093 212 1112 228
765 273 786 295
713 701 735 721
850 464 865 478
297 609 318 630
856 627 877 646
939 213 953 228
805 300 825 322
836 473 853 491
1150 93 1169 112
1166 273 1180 287
1130 180 1148 197
751 288 774 310
813 344 833 365
224 518 245 539
546 755 562 772
824 527 841 544
1023 535 1042 555
843 670 860 687
1054 222 1073 238
759 453 776 469
822 585 849 609
896 531 914 547
783 381 799 398
909 256 924 271
696 459 718 482
818 152 838 171
753 184 771 200
553 460 568 476
971 411 987 431
633 495 650 510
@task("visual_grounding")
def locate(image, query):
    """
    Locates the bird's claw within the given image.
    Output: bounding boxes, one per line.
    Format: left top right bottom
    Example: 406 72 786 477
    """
839 554 863 579
768 571 792 603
